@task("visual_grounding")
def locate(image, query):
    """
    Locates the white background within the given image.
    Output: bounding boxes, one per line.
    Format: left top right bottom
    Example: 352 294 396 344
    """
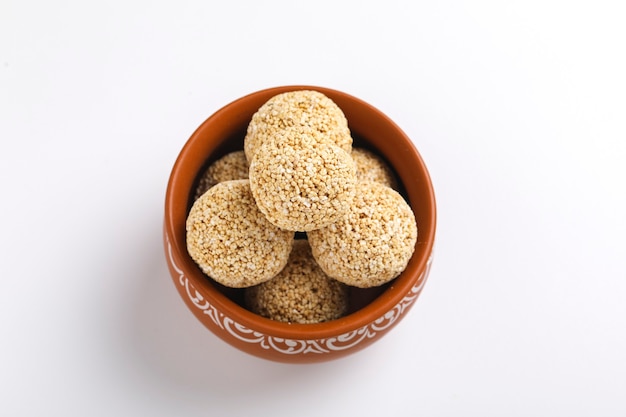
2 1 625 415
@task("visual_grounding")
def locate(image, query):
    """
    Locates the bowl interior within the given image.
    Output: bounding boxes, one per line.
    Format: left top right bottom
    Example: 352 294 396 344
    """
165 85 436 339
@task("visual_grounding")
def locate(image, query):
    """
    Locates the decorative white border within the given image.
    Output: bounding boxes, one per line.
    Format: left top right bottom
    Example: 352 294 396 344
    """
166 232 433 355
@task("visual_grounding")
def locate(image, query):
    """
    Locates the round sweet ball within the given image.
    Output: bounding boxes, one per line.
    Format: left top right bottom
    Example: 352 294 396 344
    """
193 151 249 200
249 143 357 232
244 240 349 324
186 179 294 288
308 181 417 288
244 90 352 162
351 147 398 190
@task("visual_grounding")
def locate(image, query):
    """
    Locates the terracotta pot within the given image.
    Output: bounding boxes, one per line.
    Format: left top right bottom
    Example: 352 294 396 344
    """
163 86 436 363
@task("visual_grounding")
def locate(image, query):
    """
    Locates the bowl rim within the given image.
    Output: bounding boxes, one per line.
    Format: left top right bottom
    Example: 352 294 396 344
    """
164 85 437 340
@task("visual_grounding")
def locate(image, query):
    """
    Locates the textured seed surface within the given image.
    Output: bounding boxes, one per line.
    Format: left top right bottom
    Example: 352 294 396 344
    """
249 143 357 232
351 147 398 190
244 90 352 162
245 240 349 324
308 181 417 288
193 151 249 200
186 179 294 288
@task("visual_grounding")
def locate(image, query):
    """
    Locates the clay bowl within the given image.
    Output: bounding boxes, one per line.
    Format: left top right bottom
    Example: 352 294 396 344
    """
163 85 436 363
